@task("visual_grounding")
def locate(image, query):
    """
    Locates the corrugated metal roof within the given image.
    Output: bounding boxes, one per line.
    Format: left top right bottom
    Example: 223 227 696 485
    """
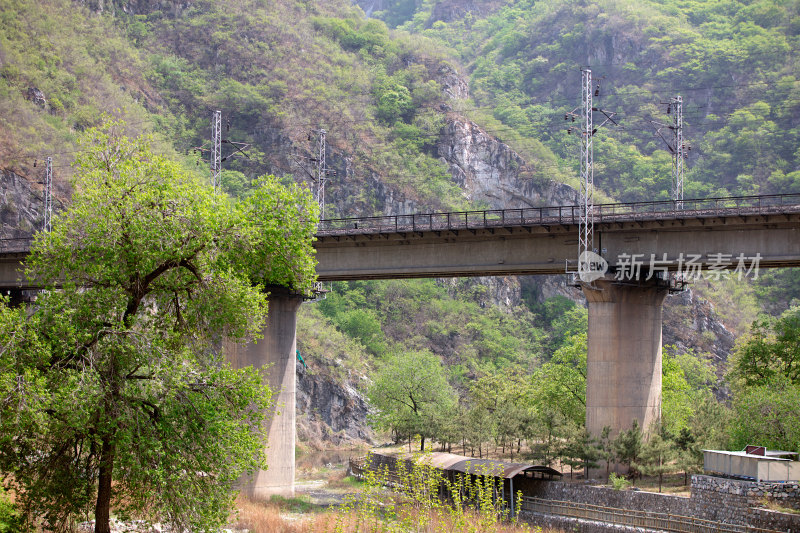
412 452 561 479
417 452 468 470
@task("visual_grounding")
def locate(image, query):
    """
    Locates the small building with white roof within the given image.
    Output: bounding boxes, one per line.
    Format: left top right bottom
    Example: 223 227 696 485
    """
703 445 800 482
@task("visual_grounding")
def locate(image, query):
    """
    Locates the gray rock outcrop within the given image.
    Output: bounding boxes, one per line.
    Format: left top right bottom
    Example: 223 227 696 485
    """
296 362 372 448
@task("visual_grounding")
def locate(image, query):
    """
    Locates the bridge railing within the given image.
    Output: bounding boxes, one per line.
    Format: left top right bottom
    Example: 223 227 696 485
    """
0 237 35 254
3 194 800 247
317 192 800 235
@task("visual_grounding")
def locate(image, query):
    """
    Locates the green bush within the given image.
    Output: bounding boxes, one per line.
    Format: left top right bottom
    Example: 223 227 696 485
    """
609 472 631 491
0 486 21 533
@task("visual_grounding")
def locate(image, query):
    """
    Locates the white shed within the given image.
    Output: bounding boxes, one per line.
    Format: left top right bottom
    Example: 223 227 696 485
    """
703 447 800 482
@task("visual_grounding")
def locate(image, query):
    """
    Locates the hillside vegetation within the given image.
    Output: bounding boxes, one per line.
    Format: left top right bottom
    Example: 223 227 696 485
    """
1 0 799 474
385 0 800 201
3 0 550 213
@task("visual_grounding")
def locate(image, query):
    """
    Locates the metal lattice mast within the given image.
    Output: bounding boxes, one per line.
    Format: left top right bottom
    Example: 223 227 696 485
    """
671 96 684 209
43 156 52 232
316 129 327 219
579 68 594 265
211 110 222 192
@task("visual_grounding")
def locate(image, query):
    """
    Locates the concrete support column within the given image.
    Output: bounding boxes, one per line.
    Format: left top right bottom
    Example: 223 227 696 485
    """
7 289 24 308
225 287 302 499
582 277 668 444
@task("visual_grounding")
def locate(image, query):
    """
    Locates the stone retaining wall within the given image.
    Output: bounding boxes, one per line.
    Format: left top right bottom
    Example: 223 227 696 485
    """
519 511 659 533
362 454 800 531
692 475 800 512
691 475 800 531
518 478 688 516
520 476 800 532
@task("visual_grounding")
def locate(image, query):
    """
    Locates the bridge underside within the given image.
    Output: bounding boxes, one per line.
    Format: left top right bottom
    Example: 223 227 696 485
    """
314 212 800 280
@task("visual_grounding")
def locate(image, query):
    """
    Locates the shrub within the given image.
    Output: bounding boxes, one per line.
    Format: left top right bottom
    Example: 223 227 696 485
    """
609 473 631 491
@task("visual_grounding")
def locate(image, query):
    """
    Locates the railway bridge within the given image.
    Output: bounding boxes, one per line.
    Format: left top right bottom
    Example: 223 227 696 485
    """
3 193 800 497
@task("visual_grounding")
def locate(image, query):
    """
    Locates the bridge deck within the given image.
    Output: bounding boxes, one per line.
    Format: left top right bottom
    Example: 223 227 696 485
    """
317 193 800 238
3 194 800 285
314 194 800 281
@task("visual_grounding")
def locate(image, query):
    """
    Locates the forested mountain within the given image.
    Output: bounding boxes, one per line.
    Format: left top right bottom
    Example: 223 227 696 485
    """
370 0 800 201
1 0 798 457
1 0 470 213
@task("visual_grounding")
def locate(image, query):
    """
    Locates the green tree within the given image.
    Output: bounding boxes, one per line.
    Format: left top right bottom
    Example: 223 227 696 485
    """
635 429 677 493
728 378 800 452
754 269 800 314
464 404 494 458
613 420 644 483
529 406 568 467
367 350 455 452
468 368 534 457
597 425 615 481
730 307 800 387
336 308 388 356
0 122 318 532
662 346 715 435
559 424 602 479
674 428 702 486
532 332 587 427
375 80 413 124
726 307 800 452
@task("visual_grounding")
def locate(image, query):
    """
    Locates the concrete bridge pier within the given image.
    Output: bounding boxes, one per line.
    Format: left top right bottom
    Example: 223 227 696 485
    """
6 289 25 307
581 276 669 464
224 286 302 499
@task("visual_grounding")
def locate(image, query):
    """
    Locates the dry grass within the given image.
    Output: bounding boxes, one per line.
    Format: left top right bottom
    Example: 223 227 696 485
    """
231 498 315 533
325 471 363 491
625 473 692 497
760 498 800 515
231 497 559 532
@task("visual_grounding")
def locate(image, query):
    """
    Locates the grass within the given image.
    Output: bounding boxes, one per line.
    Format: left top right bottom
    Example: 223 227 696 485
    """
230 450 565 532
232 498 315 532
760 498 800 515
268 495 319 514
232 498 557 532
326 473 364 490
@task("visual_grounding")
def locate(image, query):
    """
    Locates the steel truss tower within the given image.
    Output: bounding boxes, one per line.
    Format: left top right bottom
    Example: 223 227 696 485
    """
211 110 222 192
315 129 328 220
578 68 594 267
566 68 617 277
671 96 684 209
43 156 52 232
651 96 688 209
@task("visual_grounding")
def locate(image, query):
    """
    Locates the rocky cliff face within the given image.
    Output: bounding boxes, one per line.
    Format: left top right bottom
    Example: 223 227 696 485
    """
0 170 41 241
428 63 580 310
0 168 72 244
79 0 190 16
663 288 736 394
438 118 576 210
296 362 372 449
426 0 505 26
1 167 71 245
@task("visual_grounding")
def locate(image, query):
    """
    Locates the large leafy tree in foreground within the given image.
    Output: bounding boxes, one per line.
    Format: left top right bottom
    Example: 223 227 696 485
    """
0 122 318 532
